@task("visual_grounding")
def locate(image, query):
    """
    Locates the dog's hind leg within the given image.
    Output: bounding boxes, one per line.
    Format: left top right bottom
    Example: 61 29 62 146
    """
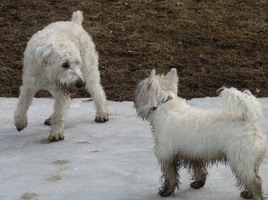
190 161 208 189
44 117 52 126
229 155 264 200
239 168 264 200
14 81 38 131
235 170 263 200
44 90 57 126
159 156 180 197
48 93 70 142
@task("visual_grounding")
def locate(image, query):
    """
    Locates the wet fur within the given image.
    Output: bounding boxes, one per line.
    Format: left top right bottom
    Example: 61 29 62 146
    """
134 69 266 200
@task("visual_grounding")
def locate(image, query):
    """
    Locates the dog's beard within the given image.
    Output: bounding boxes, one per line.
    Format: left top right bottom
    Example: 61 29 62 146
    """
56 80 80 96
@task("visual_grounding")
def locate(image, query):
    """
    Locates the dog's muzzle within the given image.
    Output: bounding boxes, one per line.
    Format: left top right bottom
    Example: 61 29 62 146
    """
75 80 85 89
56 79 85 96
70 80 85 96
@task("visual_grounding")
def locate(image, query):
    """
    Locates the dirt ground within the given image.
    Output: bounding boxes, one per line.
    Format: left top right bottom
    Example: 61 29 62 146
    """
1 0 268 101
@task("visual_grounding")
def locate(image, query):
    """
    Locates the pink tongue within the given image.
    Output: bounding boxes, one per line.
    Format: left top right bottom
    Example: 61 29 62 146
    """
71 89 79 95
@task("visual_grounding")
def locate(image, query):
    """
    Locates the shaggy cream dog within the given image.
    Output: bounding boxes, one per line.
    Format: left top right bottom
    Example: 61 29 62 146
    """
134 69 266 200
14 11 108 142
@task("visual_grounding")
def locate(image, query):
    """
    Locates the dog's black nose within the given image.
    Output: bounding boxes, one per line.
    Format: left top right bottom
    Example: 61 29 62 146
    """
75 80 85 89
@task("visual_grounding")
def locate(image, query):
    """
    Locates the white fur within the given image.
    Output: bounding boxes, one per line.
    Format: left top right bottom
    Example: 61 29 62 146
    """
14 10 108 142
134 69 266 200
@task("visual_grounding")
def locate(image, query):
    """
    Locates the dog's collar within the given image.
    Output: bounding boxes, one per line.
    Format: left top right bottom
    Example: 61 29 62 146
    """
151 96 173 112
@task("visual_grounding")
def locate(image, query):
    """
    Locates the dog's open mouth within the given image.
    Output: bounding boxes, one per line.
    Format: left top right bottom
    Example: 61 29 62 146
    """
70 88 80 96
56 81 83 96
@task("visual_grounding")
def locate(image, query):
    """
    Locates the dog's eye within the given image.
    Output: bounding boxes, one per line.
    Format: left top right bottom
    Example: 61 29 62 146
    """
62 62 69 69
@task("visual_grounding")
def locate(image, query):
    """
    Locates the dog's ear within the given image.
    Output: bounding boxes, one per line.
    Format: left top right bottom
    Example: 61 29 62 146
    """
148 69 158 90
166 68 178 82
35 45 54 66
164 68 178 94
149 69 156 79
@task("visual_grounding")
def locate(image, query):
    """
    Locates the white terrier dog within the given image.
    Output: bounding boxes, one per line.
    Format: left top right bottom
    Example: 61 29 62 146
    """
14 11 108 142
134 69 266 200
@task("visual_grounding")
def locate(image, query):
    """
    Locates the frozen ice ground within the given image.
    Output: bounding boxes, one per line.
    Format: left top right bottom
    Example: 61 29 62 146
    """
0 97 267 200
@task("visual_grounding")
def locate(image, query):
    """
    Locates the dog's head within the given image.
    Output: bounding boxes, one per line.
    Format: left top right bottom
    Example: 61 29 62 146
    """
35 41 85 96
134 68 178 120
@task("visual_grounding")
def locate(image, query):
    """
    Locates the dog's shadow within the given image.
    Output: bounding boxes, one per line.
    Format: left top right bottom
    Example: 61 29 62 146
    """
171 187 242 200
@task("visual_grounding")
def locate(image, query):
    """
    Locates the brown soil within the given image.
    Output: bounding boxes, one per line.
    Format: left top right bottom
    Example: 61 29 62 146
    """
1 0 267 101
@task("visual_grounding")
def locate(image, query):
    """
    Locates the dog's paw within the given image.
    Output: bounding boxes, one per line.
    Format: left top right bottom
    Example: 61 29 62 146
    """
158 187 175 197
190 180 206 189
14 115 28 131
95 113 109 123
48 132 64 142
44 118 52 126
240 190 253 199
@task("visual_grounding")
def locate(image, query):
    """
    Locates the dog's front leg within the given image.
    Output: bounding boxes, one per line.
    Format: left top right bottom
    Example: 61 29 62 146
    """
190 161 208 189
48 93 70 142
14 85 38 131
159 156 179 197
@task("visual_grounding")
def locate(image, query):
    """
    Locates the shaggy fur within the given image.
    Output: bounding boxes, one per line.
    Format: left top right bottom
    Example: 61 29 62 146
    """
134 68 266 200
14 11 108 142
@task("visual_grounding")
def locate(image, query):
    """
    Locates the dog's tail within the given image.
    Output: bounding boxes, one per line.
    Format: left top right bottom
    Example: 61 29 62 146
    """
218 87 263 122
71 10 84 25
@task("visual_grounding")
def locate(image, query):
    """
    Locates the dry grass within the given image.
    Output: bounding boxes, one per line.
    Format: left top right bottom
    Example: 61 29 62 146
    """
1 0 267 100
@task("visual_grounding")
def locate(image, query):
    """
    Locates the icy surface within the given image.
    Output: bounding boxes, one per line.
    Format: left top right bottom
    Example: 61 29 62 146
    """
0 97 267 200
